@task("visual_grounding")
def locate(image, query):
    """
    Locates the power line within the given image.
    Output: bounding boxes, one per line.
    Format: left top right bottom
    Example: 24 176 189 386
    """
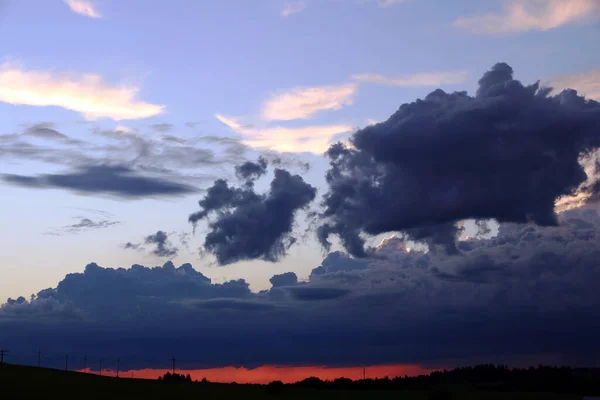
0 349 8 364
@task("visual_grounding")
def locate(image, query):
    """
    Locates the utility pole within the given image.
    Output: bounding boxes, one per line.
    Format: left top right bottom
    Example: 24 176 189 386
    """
171 356 176 374
65 354 68 371
83 356 87 373
0 350 8 364
116 358 120 378
363 367 366 380
99 359 103 376
37 350 41 367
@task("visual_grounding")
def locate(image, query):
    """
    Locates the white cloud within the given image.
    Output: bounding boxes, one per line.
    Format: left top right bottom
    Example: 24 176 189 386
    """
64 0 102 18
453 0 600 34
262 83 356 122
0 63 165 121
281 1 306 17
551 67 600 101
216 114 352 154
351 71 467 87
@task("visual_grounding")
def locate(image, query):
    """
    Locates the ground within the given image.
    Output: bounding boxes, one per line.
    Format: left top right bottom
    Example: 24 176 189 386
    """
0 363 585 399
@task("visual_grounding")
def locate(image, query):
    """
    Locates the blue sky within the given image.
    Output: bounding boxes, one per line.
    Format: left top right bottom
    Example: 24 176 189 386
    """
1 0 600 302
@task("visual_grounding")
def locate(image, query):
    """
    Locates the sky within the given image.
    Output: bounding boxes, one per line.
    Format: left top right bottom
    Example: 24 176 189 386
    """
2 0 600 381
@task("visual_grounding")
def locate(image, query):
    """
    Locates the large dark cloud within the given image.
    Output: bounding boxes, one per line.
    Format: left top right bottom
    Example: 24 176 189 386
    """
319 63 600 256
1 165 197 198
3 209 600 369
189 163 317 265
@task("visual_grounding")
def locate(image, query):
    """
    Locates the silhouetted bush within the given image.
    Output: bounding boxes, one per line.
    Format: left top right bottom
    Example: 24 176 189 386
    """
291 364 600 396
266 380 284 395
157 371 192 383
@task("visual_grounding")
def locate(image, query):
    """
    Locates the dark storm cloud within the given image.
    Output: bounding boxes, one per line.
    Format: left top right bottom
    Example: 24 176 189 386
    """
3 210 600 369
1 165 197 198
189 166 316 265
144 231 178 257
319 63 600 257
269 272 298 288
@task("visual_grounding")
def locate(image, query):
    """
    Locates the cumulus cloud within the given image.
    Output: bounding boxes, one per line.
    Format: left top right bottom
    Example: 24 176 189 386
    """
311 251 368 277
1 165 197 199
552 67 600 101
189 162 316 265
454 0 600 34
0 62 164 120
351 71 467 87
64 0 102 18
262 84 356 121
318 62 600 257
216 114 352 154
281 1 306 16
269 272 298 288
4 209 600 369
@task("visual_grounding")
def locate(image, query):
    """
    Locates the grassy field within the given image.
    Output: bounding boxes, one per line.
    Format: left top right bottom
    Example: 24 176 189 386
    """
0 363 585 399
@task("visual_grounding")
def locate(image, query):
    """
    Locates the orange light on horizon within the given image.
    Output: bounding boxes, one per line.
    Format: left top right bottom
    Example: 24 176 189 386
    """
81 364 434 384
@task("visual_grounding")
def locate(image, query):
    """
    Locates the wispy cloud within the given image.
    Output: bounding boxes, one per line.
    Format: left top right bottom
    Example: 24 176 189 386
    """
373 0 409 7
551 67 600 101
45 214 121 236
0 62 164 120
64 0 102 18
351 71 467 87
262 84 356 121
453 0 600 34
281 1 306 17
216 114 352 154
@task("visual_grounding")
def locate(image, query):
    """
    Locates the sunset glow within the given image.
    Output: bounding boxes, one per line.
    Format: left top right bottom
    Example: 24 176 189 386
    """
84 364 434 384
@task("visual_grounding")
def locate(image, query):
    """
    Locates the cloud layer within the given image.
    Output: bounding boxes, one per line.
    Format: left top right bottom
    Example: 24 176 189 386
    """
2 165 197 199
3 206 600 369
